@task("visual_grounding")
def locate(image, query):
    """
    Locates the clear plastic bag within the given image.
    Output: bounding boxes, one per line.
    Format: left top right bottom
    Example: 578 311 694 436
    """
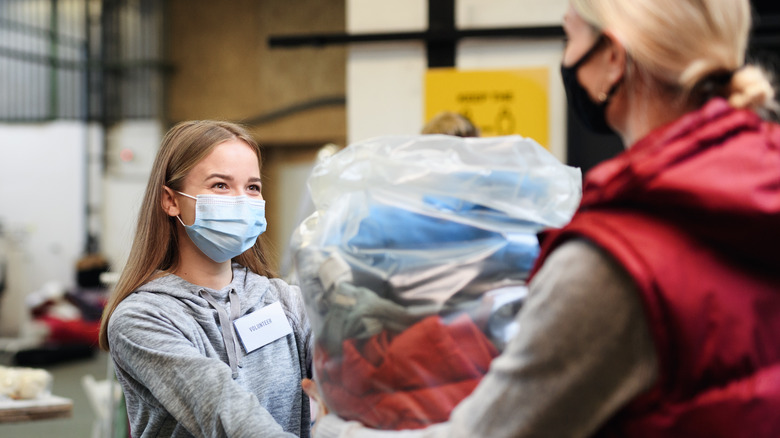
291 134 581 429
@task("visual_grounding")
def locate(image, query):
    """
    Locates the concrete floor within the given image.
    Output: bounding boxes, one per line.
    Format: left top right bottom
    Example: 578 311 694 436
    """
0 349 111 438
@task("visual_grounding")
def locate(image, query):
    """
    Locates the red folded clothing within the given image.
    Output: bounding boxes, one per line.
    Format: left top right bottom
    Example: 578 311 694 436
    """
316 313 498 429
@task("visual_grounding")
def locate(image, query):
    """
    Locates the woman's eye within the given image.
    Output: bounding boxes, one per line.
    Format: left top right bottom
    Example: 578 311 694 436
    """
248 184 262 192
213 182 228 189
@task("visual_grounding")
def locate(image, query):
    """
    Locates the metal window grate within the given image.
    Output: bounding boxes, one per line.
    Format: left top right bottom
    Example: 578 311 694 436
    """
0 0 166 123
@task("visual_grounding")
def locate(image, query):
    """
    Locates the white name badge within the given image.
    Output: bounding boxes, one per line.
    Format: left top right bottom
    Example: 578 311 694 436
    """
233 301 293 353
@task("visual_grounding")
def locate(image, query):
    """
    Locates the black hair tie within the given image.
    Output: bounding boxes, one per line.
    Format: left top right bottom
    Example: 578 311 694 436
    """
692 69 737 104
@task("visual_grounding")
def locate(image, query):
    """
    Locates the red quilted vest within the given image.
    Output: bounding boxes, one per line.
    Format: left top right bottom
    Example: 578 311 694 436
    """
533 99 780 437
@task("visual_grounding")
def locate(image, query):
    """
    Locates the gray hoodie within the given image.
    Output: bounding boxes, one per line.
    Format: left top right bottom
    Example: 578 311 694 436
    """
108 264 312 437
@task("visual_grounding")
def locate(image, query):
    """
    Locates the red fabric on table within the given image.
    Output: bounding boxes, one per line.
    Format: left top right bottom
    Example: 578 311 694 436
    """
37 315 100 346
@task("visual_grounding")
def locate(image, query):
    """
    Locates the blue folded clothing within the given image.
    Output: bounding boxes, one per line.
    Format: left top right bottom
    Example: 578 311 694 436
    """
336 195 540 306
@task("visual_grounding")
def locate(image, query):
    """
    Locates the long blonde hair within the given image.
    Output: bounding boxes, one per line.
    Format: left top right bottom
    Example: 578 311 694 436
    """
99 120 276 351
571 0 778 118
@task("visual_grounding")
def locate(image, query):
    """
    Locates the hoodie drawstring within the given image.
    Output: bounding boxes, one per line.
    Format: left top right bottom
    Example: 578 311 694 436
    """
199 289 242 379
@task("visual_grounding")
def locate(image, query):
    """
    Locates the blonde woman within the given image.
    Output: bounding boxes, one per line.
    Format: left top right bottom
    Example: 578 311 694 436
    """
99 121 310 437
310 0 780 436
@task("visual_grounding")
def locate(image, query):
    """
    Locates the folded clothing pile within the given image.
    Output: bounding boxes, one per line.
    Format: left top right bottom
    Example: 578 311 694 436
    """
315 313 498 429
292 135 581 429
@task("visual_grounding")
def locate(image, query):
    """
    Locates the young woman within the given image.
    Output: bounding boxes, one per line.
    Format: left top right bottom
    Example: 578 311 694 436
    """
309 0 780 436
99 121 311 437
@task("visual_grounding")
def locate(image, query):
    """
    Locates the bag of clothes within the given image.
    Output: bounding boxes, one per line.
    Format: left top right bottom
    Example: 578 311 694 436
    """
291 134 581 429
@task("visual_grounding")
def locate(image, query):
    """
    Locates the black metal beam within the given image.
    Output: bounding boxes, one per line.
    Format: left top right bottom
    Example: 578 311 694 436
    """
268 26 565 49
427 0 456 67
243 96 346 126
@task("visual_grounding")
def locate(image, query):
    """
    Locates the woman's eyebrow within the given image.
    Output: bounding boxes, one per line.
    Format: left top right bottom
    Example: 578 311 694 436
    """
205 173 233 181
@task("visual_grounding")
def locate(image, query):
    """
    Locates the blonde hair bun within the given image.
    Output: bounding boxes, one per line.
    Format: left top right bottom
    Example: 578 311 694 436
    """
728 65 778 115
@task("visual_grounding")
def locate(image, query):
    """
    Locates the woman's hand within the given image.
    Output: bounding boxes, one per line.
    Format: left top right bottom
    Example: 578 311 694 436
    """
302 378 329 433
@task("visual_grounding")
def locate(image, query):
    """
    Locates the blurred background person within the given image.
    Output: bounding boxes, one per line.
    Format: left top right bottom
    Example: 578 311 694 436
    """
421 111 480 137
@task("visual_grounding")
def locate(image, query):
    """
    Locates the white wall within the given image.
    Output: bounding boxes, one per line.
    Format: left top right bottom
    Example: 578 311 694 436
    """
0 120 161 285
0 122 88 291
0 120 159 339
456 0 568 28
101 121 162 272
0 122 88 337
347 0 569 161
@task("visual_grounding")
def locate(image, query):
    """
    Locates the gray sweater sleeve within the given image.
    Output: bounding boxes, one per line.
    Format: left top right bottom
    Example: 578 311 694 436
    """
109 299 297 438
315 239 658 438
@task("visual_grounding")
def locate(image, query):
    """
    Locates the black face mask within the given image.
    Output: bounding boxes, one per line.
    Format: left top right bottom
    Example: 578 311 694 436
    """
560 35 621 135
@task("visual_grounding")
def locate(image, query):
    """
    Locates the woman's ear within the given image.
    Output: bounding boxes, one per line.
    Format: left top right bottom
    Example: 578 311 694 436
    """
602 31 627 88
161 186 181 217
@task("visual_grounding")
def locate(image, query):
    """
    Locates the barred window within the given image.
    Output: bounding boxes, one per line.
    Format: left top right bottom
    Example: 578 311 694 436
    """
0 0 165 123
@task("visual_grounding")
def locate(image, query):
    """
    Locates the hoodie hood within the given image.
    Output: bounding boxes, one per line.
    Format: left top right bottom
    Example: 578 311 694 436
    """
138 264 277 378
579 98 780 267
134 263 307 341
139 263 271 314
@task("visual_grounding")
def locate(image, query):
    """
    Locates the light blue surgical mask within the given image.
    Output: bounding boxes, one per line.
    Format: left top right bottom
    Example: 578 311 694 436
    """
176 191 267 263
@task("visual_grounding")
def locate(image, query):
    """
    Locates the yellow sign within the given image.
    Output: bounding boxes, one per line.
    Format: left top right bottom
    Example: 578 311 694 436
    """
425 67 549 147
